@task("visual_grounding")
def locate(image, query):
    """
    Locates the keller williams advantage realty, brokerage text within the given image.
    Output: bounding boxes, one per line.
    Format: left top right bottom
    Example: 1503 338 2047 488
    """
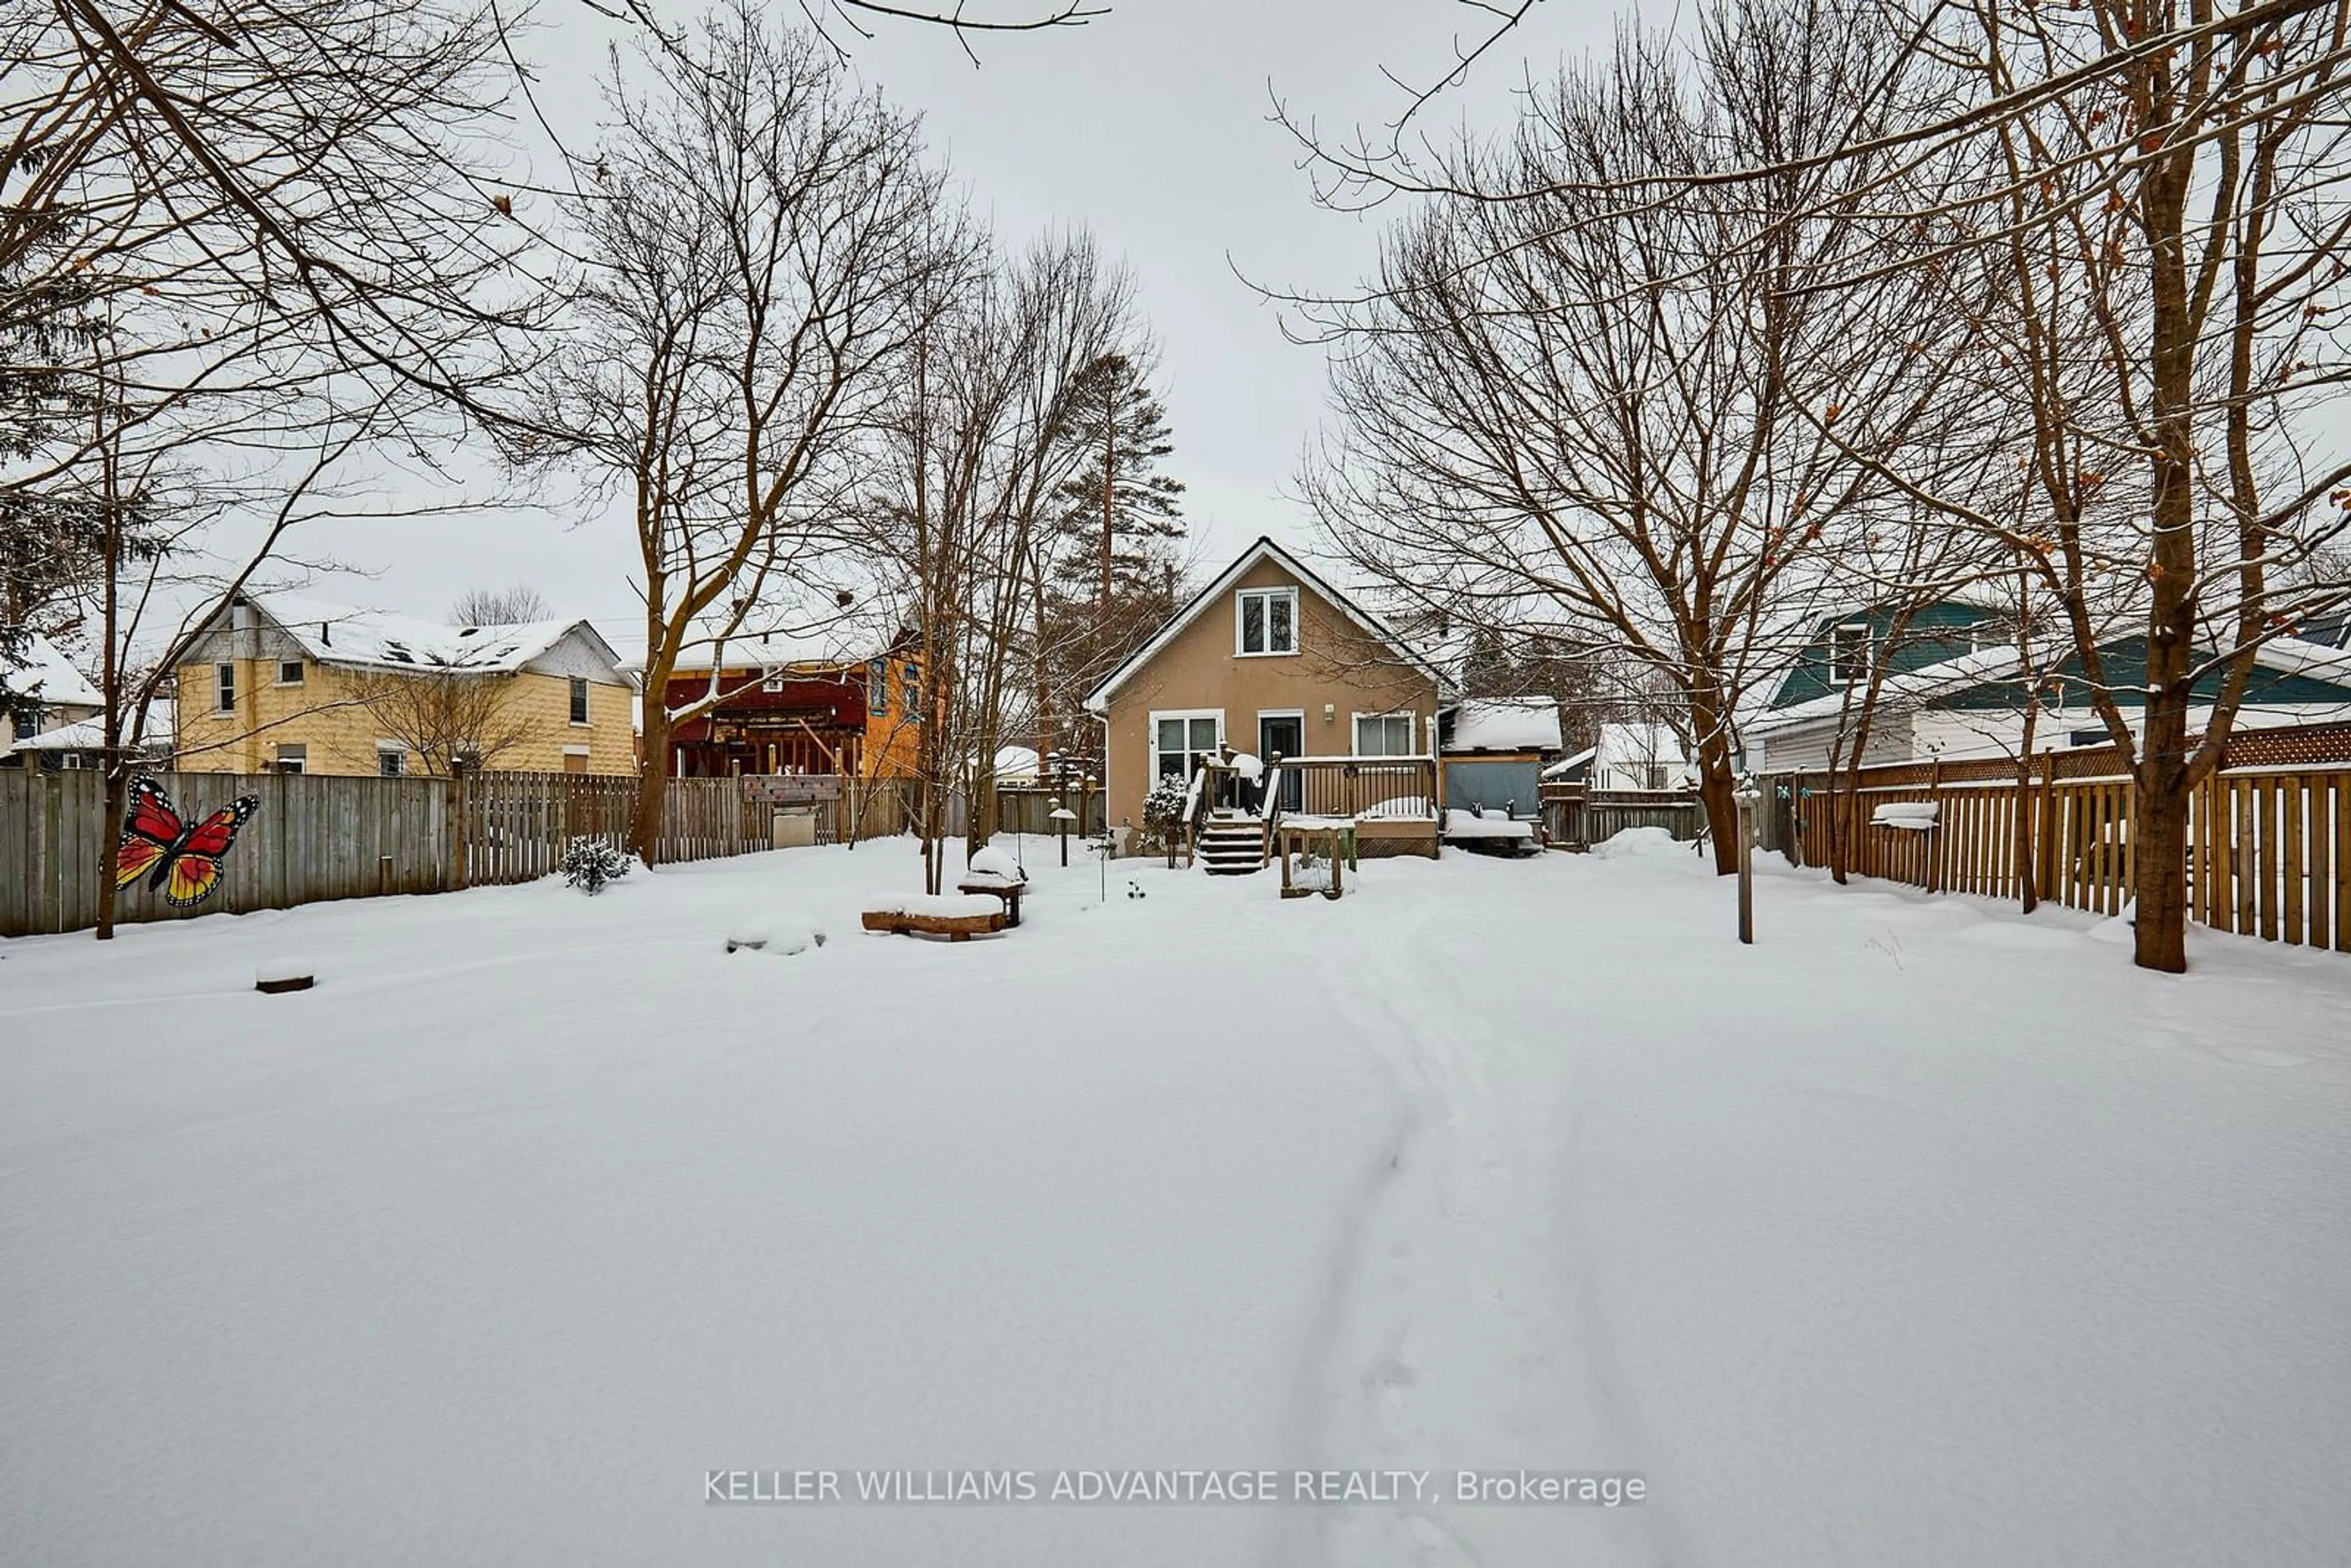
703 1469 1648 1507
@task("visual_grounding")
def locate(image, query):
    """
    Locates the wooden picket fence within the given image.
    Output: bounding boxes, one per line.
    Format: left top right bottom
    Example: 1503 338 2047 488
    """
0 768 777 937
1775 721 2351 951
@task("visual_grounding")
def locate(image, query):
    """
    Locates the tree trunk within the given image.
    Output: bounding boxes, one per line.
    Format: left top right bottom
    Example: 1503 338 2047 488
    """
633 705 670 866
2133 765 2191 973
1689 689 1739 875
95 767 127 940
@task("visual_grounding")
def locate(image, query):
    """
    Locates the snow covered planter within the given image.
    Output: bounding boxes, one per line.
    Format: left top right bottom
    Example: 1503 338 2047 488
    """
726 917 825 956
1141 775 1191 868
559 838 631 896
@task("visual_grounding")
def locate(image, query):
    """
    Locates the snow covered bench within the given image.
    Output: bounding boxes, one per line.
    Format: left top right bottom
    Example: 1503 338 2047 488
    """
954 871 1027 928
860 894 1008 942
1442 808 1542 855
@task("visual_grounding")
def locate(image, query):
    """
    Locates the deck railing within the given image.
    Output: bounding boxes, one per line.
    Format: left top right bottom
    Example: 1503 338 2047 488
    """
1281 755 1438 821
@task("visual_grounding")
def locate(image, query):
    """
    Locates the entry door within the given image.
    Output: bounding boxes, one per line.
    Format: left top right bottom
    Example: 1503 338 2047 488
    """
1258 715 1305 811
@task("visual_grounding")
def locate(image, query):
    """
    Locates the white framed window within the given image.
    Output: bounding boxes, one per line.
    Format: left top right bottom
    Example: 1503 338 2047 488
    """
1150 709 1224 782
376 743 407 778
214 661 237 713
760 670 784 693
1235 587 1298 656
274 743 306 775
568 676 590 726
276 659 305 686
1828 623 1871 685
1352 711 1418 757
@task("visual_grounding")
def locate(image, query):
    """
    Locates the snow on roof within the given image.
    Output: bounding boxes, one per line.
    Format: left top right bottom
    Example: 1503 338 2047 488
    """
4 702 173 754
1542 745 1597 780
967 744 1040 780
1 632 102 710
1753 632 2351 735
1750 644 2027 730
248 593 597 676
628 599 904 676
2249 633 2351 687
1445 697 1562 753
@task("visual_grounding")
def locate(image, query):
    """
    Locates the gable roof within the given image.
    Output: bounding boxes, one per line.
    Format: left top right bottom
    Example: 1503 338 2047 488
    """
230 594 622 679
1 632 103 710
1750 632 2351 733
1081 536 1448 711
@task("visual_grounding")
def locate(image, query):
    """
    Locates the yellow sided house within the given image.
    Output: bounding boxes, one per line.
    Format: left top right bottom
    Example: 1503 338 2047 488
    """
175 594 636 778
1084 537 1449 868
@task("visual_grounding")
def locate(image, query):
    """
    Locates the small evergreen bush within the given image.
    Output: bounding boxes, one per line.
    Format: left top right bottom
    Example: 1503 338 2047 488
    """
560 838 631 896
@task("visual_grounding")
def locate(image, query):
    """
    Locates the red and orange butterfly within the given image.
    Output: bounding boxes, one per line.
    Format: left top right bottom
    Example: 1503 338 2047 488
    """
115 776 261 907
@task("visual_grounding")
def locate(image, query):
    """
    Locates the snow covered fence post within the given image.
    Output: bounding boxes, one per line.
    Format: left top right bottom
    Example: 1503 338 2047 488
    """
1734 775 1761 946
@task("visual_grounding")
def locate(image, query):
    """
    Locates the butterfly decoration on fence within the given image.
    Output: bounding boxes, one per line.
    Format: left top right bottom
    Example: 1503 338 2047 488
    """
115 776 262 907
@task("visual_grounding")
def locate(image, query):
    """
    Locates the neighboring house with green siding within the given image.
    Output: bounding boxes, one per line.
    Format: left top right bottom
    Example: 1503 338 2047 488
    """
1749 597 2351 771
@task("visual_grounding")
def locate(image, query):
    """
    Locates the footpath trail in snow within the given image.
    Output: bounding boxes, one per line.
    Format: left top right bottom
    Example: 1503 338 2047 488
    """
3 835 2348 1566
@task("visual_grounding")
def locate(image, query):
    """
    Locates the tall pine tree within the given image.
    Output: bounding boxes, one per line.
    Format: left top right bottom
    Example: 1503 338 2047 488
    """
1048 352 1183 615
1030 351 1187 762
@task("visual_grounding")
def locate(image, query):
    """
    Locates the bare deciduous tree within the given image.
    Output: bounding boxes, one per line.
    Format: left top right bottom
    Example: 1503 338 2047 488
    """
449 585 553 626
1304 1 1951 870
348 664 542 778
542 3 952 862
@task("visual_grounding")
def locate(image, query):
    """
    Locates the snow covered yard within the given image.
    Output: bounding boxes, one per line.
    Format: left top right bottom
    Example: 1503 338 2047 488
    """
2 835 2347 1566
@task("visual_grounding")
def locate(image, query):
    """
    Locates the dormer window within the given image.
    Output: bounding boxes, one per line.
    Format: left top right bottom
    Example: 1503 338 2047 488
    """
1236 587 1297 656
1828 623 1870 685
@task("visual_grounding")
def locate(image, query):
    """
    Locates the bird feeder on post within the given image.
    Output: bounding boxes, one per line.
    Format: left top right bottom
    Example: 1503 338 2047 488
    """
1733 773 1762 945
1049 800 1078 866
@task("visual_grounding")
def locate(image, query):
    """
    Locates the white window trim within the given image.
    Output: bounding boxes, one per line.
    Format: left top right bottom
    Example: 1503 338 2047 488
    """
1828 622 1872 686
1350 709 1423 759
375 740 408 778
1233 587 1300 658
561 743 592 757
214 661 237 714
568 676 591 727
274 659 305 686
1149 708 1224 782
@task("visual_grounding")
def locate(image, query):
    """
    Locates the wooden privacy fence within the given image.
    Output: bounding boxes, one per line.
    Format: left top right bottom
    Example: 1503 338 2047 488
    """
994 784 1106 838
1541 784 1705 849
1775 722 2351 951
1 769 776 938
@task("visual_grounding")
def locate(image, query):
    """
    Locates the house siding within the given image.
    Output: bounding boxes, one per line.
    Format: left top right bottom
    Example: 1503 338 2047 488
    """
1768 601 1998 711
174 657 635 777
1099 556 1438 841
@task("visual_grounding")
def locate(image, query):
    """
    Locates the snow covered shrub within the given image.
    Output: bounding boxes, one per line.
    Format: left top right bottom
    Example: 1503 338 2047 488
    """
560 838 631 895
1141 775 1191 866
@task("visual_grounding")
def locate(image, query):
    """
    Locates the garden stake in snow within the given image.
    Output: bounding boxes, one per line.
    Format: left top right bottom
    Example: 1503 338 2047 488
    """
1734 776 1761 945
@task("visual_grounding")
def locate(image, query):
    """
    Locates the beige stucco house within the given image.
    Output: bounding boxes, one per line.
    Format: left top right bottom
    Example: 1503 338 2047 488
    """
1084 538 1449 863
174 594 637 778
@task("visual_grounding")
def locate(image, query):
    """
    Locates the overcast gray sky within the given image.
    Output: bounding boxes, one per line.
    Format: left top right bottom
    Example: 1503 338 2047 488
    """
318 0 1623 634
